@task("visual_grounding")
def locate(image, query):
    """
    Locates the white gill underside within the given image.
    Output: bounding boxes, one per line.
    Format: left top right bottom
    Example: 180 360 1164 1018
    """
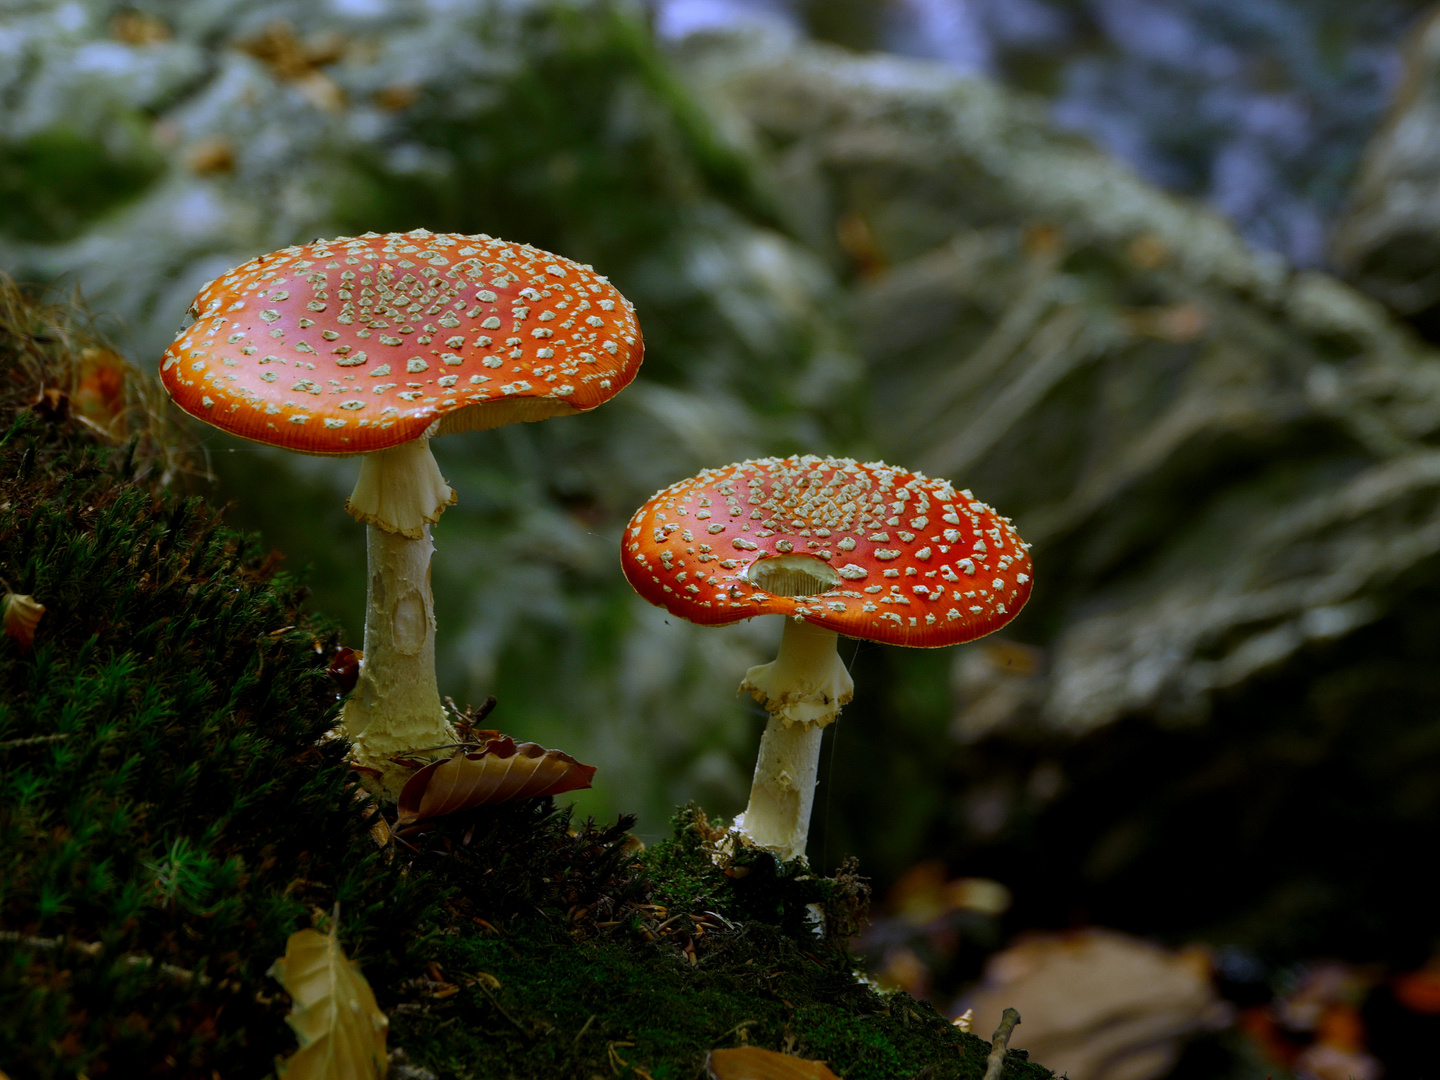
745 553 841 600
734 555 854 862
430 397 579 436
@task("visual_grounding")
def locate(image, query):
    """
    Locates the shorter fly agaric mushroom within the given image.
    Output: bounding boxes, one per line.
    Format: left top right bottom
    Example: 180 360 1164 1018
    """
621 455 1032 861
161 229 642 792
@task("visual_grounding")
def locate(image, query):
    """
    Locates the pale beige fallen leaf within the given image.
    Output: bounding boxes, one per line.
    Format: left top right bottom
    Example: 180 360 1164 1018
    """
268 924 388 1080
706 1046 843 1080
396 733 596 825
2 593 44 651
960 928 1230 1080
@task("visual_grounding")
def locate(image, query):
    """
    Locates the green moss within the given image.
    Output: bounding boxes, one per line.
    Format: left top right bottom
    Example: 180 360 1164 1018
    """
0 412 428 1076
386 805 1046 1080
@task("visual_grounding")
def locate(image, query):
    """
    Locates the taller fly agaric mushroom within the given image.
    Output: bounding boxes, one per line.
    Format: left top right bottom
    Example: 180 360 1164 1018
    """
621 455 1032 861
161 229 642 792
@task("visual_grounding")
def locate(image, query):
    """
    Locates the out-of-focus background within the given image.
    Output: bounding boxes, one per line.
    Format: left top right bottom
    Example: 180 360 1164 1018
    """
7 0 1440 1075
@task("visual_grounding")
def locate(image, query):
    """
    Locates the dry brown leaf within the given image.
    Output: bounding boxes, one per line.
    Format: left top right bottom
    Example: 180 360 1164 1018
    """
706 1046 843 1080
396 733 596 825
268 924 388 1080
110 10 171 44
351 788 391 849
2 593 44 651
184 137 236 176
960 928 1228 1080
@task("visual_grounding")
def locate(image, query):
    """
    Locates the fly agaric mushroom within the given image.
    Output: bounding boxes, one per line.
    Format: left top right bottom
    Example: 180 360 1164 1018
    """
621 455 1031 861
161 229 642 792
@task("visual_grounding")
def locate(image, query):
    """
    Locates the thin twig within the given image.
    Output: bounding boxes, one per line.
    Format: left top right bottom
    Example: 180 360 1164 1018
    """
0 932 239 991
0 733 71 750
477 982 530 1041
0 932 91 953
702 910 736 931
715 1019 760 1043
983 1007 1021 1080
388 732 510 759
573 1013 597 1047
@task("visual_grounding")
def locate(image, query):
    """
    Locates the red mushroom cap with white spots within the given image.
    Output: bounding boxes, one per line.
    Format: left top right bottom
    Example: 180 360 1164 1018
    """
621 456 1033 647
160 230 643 453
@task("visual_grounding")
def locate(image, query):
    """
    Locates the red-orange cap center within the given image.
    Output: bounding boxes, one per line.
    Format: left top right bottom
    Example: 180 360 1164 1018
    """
160 229 642 453
621 455 1033 647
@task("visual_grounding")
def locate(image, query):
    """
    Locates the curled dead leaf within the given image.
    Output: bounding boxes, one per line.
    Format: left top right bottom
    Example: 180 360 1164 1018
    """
268 922 388 1080
396 734 596 825
351 788 391 849
706 1046 843 1080
2 593 44 650
328 646 361 697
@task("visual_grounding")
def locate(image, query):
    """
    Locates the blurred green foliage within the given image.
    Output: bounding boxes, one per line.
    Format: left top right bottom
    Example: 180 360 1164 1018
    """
0 127 162 242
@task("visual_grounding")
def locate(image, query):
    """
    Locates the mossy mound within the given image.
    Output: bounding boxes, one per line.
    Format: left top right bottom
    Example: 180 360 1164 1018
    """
382 801 1038 1080
0 276 1049 1079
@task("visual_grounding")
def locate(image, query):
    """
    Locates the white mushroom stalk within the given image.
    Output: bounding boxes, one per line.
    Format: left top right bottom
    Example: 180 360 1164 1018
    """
341 438 458 793
732 556 853 861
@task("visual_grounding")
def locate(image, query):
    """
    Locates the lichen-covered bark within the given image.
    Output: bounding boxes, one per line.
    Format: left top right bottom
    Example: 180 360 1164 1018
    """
1333 6 1440 322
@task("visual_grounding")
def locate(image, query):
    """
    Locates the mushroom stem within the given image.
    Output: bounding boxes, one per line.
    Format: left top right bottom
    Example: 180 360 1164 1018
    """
341 521 456 793
340 439 458 796
734 619 853 860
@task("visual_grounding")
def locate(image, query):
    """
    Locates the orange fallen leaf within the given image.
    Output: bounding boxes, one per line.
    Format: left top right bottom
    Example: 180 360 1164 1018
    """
73 347 128 435
707 1047 843 1080
1394 968 1440 1014
396 734 596 825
